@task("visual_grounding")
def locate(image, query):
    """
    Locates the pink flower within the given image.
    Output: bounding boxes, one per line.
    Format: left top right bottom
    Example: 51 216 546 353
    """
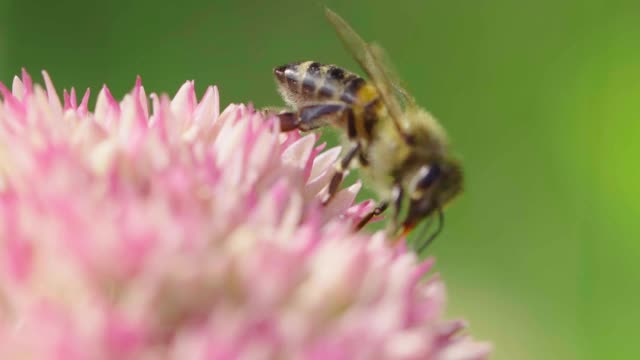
0 70 491 359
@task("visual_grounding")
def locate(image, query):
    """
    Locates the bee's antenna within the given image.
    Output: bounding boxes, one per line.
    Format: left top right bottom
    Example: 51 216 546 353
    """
407 214 433 250
416 208 444 254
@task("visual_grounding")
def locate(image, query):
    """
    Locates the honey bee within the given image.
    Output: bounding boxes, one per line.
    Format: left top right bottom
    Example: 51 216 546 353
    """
271 9 463 252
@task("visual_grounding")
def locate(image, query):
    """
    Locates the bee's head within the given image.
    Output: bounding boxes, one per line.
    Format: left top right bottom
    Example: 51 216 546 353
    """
401 157 463 239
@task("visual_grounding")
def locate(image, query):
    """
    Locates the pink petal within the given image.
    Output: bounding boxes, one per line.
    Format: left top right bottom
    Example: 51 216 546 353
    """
11 76 25 100
41 70 63 115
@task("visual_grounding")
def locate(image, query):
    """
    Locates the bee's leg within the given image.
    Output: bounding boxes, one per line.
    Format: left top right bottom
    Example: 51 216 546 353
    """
355 201 389 230
275 103 347 132
261 106 287 115
322 142 361 205
355 184 403 230
276 112 302 132
389 184 404 234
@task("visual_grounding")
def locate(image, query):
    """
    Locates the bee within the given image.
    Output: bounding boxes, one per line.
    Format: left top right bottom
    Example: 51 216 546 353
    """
271 8 463 252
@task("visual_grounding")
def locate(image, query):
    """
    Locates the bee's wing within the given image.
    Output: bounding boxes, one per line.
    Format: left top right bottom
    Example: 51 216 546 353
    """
369 42 416 108
325 8 413 142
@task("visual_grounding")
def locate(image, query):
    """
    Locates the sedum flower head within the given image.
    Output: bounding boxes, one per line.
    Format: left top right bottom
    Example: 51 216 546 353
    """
0 70 491 359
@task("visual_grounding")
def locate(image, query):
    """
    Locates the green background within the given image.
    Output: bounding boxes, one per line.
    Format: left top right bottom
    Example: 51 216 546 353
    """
1 0 638 358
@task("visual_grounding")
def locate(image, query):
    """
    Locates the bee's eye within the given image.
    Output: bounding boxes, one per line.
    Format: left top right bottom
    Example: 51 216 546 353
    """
416 164 441 190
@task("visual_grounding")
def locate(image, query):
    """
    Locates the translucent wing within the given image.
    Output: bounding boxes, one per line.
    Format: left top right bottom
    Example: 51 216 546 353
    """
369 42 416 108
325 8 413 142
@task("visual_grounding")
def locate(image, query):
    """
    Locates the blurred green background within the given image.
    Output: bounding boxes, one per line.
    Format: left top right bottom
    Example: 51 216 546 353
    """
1 0 638 358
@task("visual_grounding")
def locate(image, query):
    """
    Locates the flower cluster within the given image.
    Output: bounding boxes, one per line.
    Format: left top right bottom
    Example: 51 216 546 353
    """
0 70 491 359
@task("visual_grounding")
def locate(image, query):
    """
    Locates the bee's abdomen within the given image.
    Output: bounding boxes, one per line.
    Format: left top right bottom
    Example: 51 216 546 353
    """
274 61 370 106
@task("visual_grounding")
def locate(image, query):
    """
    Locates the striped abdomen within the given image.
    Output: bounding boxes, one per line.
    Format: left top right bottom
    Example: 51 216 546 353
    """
274 61 378 107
